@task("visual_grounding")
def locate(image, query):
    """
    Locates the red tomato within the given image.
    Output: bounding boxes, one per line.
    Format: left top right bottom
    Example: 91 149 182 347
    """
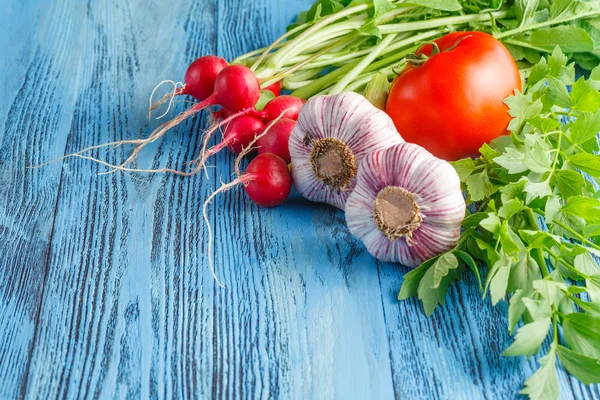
386 31 521 161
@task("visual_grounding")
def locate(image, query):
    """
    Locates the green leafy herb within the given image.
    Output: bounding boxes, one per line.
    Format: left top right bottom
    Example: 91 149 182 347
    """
398 47 600 399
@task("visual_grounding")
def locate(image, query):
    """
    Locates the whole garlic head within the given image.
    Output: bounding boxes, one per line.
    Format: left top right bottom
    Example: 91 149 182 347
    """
289 92 404 210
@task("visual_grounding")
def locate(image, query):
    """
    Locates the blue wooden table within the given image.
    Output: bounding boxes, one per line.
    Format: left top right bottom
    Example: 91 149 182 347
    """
0 1 599 399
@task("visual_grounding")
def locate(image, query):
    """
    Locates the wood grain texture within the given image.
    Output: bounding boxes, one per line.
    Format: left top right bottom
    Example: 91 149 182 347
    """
0 0 598 399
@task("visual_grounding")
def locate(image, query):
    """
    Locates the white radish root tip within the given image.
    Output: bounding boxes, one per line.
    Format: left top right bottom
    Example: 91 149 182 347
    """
202 175 252 289
233 110 291 177
147 80 184 120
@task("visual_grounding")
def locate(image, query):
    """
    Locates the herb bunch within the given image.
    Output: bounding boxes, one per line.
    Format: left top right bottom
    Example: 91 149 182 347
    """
400 47 600 399
233 0 600 99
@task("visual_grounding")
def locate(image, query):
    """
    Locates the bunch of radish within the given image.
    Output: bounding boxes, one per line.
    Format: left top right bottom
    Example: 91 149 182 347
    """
135 56 303 177
37 55 303 205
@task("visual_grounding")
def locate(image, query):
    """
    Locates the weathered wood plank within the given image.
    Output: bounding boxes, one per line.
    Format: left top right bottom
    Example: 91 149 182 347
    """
0 1 95 397
1 0 599 399
20 0 218 398
208 0 396 398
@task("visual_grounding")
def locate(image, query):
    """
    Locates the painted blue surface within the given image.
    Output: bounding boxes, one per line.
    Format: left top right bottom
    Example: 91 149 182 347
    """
0 0 598 399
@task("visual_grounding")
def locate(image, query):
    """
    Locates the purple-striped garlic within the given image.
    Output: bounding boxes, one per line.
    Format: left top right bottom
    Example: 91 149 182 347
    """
289 92 404 210
345 143 465 267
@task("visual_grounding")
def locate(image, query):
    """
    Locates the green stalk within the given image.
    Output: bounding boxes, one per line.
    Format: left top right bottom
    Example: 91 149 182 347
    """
260 35 355 89
257 20 366 77
330 33 398 94
283 79 317 90
291 59 362 99
266 4 370 70
298 33 412 70
291 29 441 99
503 39 555 53
494 10 600 39
552 220 600 252
525 208 550 278
379 11 509 34
249 21 311 70
345 67 397 93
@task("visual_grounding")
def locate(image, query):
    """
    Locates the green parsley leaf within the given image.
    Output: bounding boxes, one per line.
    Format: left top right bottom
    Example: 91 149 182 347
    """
556 345 600 385
503 317 551 357
466 170 495 202
569 153 600 177
525 180 553 204
571 77 600 112
562 313 600 359
528 57 549 88
398 257 436 300
451 158 476 181
520 347 559 400
504 91 544 133
431 252 459 289
546 76 572 108
508 290 528 333
480 213 502 235
561 196 600 222
499 198 524 220
519 230 561 249
454 250 482 291
400 0 461 12
568 109 600 145
522 297 552 320
553 170 585 199
490 258 511 305
417 264 455 317
583 224 600 238
509 250 543 292
529 26 595 53
495 147 528 174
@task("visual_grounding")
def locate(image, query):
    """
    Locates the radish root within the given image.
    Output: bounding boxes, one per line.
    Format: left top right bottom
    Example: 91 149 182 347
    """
233 112 288 177
27 139 149 170
202 174 253 288
147 80 185 119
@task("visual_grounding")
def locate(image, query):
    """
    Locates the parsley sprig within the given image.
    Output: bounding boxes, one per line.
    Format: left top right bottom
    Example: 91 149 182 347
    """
399 47 600 399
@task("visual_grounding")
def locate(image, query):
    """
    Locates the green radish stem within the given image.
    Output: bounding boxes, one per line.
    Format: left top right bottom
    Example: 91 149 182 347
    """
249 21 311 71
291 29 442 99
378 11 508 34
265 4 370 70
260 35 357 90
329 33 398 95
494 9 600 39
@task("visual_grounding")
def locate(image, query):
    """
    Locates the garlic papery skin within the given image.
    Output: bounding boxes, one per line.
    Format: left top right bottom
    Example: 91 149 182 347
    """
289 92 404 210
346 143 466 267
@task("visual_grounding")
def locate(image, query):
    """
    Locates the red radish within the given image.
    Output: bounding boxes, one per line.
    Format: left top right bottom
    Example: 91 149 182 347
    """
210 65 261 112
259 95 305 123
203 151 292 287
214 95 303 123
242 154 292 207
149 55 228 116
116 64 261 169
198 96 304 166
184 56 229 101
53 69 302 174
264 81 282 97
201 115 264 161
194 111 289 175
257 118 296 163
223 116 265 154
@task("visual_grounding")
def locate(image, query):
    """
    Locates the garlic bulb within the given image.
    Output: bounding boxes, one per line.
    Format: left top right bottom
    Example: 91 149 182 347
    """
345 143 466 267
289 92 404 209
